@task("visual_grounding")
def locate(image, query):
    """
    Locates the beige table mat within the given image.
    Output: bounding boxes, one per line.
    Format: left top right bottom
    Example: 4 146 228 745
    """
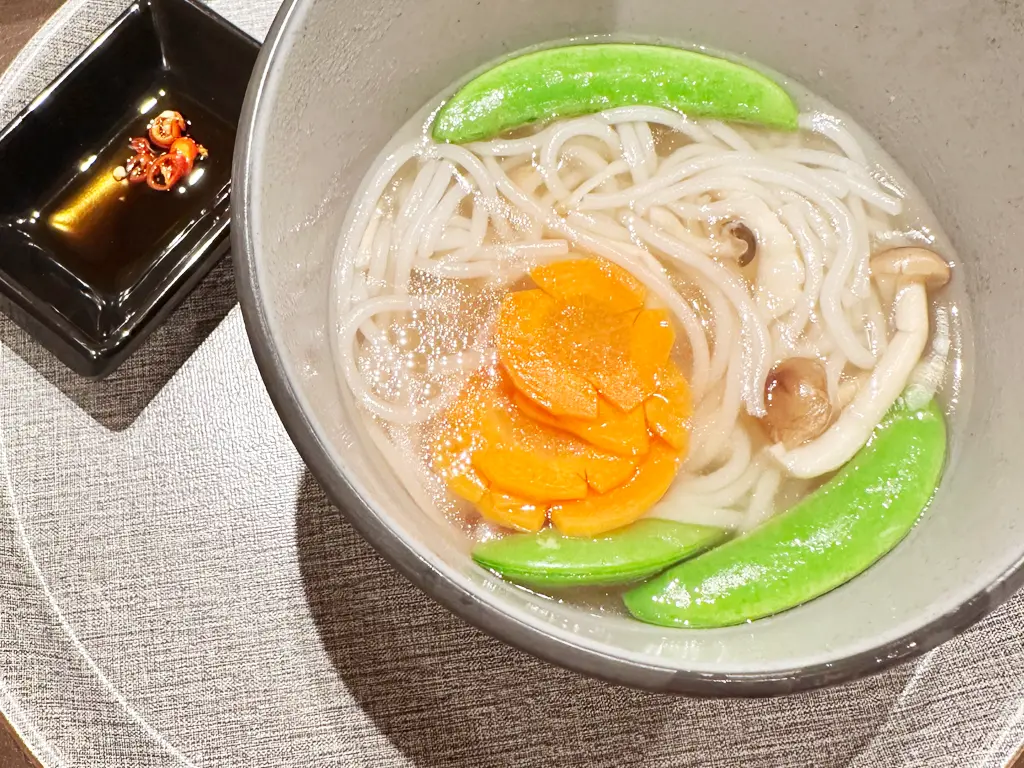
2 2 1024 766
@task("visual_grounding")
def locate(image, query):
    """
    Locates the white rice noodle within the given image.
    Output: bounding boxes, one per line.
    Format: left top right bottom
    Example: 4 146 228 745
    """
466 132 546 157
335 295 437 424
366 219 393 295
331 142 422 334
578 152 881 370
566 210 634 242
393 162 455 292
626 215 771 416
686 347 744 471
646 206 732 260
392 159 441 246
649 504 747 531
563 160 631 210
777 201 824 338
743 467 783 531
658 142 728 176
616 122 651 185
676 428 752 496
847 196 873 299
415 240 570 280
692 274 738 386
799 111 869 165
684 455 766 508
328 101 947 536
704 120 754 151
634 121 658 172
562 144 612 175
641 209 735 386
538 118 621 201
652 452 767 530
419 183 470 259
595 105 717 144
431 142 511 238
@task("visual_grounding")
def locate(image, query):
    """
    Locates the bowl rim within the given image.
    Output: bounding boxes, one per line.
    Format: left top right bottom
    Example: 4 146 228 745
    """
231 0 1024 696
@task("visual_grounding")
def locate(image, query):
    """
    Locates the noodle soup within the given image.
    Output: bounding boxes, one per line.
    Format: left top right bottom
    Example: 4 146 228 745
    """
329 41 967 628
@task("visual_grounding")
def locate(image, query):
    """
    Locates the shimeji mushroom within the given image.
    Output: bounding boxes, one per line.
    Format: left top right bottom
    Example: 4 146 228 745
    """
725 221 758 267
769 247 951 479
761 357 833 449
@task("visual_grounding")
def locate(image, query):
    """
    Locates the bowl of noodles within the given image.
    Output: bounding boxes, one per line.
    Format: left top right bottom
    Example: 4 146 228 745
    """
233 0 1022 693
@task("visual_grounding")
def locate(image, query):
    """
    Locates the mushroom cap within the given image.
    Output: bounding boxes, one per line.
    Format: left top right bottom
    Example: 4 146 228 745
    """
725 221 758 267
762 357 833 449
870 247 951 290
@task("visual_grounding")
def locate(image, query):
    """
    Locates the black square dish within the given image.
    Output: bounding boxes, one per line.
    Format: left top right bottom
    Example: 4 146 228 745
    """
0 0 259 378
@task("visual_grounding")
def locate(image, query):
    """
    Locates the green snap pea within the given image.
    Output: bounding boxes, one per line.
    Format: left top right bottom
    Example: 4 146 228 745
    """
623 400 947 628
472 519 728 588
432 44 799 144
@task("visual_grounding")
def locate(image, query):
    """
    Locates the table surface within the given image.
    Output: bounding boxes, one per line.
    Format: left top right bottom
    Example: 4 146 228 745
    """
3 2 1024 767
0 4 62 763
0 0 60 76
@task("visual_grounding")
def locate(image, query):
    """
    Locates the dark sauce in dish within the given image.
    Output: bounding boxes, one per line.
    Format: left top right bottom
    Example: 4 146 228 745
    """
23 82 234 295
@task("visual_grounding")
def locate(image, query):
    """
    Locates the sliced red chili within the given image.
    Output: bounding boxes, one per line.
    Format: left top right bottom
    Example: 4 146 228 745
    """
146 152 189 191
126 151 155 184
148 110 186 149
168 137 199 171
129 136 154 155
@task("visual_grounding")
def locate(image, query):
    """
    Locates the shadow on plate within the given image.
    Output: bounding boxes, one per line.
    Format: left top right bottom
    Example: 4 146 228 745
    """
0 255 235 431
294 469 916 768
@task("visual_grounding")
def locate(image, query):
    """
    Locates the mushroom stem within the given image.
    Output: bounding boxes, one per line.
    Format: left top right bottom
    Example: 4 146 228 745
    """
904 304 950 410
769 281 929 478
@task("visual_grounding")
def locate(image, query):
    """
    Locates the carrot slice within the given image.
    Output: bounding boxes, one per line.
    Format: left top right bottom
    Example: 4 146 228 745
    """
644 363 694 453
433 373 642 522
550 440 681 537
433 258 691 534
432 378 554 529
570 307 648 411
514 392 650 457
431 373 492 499
447 470 488 504
477 491 547 532
583 451 641 493
496 289 599 418
531 257 646 312
498 262 675 415
475 395 636 497
473 446 589 501
631 309 676 393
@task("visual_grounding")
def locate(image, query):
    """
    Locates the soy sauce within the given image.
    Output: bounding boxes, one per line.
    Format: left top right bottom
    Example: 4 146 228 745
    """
28 81 235 295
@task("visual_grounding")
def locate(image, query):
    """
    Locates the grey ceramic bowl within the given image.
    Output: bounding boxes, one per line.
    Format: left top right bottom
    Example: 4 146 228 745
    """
233 0 1023 694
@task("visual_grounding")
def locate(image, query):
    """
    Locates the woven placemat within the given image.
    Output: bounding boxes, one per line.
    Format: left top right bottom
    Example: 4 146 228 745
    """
1 2 1024 766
